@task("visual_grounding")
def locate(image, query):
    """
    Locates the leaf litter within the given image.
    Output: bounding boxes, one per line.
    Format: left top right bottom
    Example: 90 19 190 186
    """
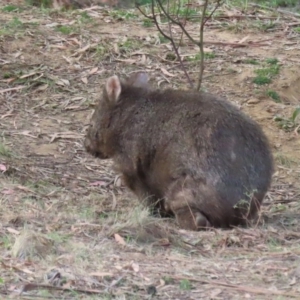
0 0 300 299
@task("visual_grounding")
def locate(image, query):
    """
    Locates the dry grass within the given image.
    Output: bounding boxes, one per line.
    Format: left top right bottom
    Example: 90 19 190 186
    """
1 1 300 299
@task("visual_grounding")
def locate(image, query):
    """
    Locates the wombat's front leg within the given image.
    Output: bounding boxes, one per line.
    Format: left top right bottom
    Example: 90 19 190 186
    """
122 172 165 216
122 173 151 201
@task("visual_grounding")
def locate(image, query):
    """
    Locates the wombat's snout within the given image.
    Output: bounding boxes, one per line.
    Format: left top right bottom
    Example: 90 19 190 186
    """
84 136 109 159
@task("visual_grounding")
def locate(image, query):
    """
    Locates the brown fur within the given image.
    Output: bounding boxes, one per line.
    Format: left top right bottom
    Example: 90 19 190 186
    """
84 72 274 231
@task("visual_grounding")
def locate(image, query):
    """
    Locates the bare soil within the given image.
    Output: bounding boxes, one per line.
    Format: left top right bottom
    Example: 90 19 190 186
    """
1 2 300 299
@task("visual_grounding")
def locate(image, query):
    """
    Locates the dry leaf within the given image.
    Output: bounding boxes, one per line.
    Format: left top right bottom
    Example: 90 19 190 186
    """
2 77 16 83
46 22 59 27
131 262 139 273
113 43 120 54
7 227 20 235
70 43 98 57
161 68 175 77
69 38 81 46
89 67 98 75
114 233 126 245
238 35 249 44
35 84 49 92
90 272 113 277
81 77 88 84
289 277 297 286
2 189 14 195
18 267 34 275
56 79 70 86
0 164 7 172
115 59 136 64
210 288 223 298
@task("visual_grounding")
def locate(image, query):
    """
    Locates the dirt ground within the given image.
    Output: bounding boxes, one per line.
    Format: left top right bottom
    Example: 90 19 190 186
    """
1 1 300 299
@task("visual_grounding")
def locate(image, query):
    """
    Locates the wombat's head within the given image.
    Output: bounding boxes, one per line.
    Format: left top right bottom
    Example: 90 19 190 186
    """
84 72 149 159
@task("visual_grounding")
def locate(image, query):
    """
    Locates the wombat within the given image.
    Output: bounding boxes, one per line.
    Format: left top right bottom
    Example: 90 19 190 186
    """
84 72 274 231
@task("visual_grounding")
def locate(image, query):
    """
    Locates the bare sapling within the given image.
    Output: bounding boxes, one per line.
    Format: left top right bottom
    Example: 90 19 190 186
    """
136 0 224 90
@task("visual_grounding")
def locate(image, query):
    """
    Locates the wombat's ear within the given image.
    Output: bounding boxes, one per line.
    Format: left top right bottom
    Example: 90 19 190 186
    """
105 75 122 104
126 72 149 89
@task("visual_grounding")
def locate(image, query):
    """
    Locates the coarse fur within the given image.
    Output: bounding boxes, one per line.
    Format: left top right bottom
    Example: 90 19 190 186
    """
84 72 274 231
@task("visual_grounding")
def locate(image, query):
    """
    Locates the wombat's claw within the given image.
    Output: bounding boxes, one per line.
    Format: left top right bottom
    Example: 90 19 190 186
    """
195 212 211 229
176 209 211 231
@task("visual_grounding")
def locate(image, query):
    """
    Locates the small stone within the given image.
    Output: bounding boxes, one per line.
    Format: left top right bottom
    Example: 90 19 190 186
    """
147 285 157 296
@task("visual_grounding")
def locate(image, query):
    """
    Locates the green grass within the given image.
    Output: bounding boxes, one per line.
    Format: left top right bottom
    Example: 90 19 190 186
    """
187 52 216 61
266 57 279 65
267 236 283 251
253 61 280 85
77 11 93 24
179 279 192 290
274 107 300 132
255 65 280 77
47 232 70 243
163 276 175 285
55 25 75 35
253 76 272 85
142 19 153 27
136 0 153 4
0 16 39 36
275 153 296 167
205 52 216 59
244 59 260 65
158 34 169 44
26 0 53 8
0 235 12 250
109 10 138 20
0 142 12 158
165 52 177 61
226 0 299 8
95 45 109 58
7 16 23 29
118 38 142 52
2 5 21 12
253 20 276 31
267 90 281 102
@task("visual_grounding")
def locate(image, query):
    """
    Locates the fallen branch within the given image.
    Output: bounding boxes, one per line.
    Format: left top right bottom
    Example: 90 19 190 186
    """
19 283 106 296
249 3 300 18
171 275 299 297
212 14 279 20
190 39 273 48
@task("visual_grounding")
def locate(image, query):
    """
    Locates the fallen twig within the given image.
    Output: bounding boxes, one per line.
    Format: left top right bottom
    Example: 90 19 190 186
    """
0 86 26 93
19 283 106 296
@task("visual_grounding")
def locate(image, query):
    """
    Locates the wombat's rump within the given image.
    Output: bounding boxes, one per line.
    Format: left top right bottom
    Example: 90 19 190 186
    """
84 72 274 230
